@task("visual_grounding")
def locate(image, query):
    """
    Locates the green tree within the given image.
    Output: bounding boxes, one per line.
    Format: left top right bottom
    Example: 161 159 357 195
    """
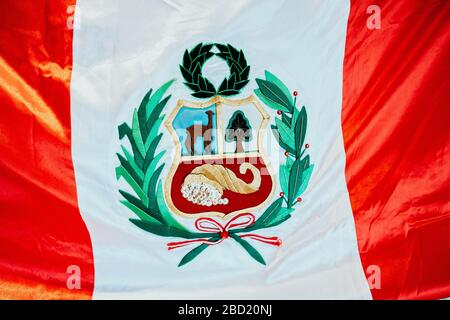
225 111 252 153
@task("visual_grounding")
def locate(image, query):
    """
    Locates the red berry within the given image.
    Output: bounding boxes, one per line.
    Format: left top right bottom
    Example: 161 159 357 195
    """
284 151 289 157
297 197 302 202
305 143 310 149
277 110 282 115
293 91 298 97
279 192 285 197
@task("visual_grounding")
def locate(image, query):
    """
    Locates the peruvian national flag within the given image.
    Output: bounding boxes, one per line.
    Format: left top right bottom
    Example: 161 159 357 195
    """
0 0 449 300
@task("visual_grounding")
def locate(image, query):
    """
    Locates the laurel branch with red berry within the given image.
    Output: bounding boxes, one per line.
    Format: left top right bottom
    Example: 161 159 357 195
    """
255 71 313 210
116 63 313 267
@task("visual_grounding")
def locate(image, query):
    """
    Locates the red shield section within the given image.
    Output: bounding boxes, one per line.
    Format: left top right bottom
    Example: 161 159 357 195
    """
170 156 273 216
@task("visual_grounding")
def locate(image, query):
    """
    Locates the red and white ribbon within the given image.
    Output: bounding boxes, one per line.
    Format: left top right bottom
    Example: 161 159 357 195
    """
167 213 282 250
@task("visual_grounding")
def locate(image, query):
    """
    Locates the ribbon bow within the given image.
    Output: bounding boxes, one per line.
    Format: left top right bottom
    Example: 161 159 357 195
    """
167 213 282 250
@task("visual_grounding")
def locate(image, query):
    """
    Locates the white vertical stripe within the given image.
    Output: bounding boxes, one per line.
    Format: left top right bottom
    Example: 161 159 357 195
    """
71 0 371 299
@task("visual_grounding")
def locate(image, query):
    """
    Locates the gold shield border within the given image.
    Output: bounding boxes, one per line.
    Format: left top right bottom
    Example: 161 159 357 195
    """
163 95 276 219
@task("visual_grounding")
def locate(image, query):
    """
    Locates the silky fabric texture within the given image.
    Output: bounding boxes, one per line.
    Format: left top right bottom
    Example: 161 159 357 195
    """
343 0 450 299
70 0 371 299
1 0 449 300
0 0 94 299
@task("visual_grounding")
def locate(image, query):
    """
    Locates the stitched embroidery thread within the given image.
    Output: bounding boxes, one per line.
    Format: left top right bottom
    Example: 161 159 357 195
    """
116 43 313 267
179 43 250 98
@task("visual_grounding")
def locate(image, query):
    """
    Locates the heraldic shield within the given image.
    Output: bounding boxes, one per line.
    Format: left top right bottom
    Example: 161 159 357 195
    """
164 95 276 218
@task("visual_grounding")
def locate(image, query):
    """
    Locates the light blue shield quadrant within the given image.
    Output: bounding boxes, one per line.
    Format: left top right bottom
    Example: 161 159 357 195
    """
172 104 218 156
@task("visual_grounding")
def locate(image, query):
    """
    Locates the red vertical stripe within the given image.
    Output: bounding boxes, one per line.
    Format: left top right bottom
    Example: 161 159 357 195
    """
343 0 450 299
0 1 94 299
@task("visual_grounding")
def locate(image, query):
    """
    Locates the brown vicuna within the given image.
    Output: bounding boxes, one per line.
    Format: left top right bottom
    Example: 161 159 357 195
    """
185 110 214 155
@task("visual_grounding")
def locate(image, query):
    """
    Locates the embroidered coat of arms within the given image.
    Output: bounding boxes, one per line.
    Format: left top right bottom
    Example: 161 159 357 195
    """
116 43 313 266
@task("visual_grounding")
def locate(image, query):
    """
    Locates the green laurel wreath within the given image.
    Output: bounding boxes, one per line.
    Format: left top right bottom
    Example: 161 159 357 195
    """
116 71 313 267
179 43 250 98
